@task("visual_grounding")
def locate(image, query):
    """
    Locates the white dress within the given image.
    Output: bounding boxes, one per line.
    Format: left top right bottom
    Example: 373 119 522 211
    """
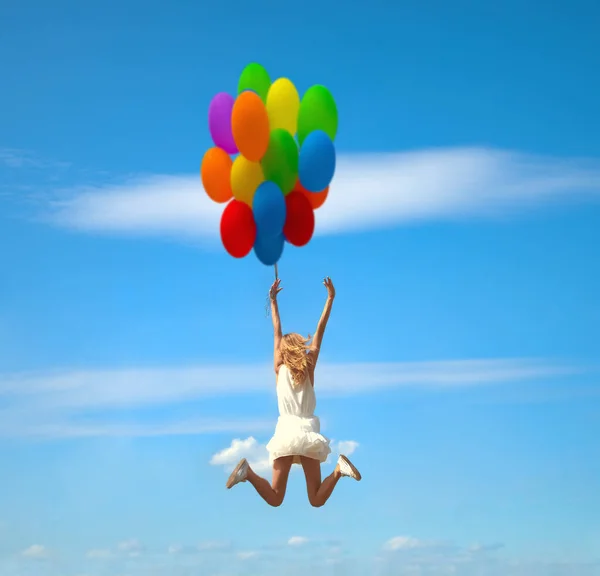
266 364 331 465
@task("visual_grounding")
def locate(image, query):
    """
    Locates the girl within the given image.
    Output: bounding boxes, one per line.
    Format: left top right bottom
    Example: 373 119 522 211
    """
225 276 361 507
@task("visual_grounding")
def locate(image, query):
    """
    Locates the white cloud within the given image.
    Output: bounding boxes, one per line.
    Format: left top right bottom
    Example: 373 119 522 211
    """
288 536 309 546
47 174 221 242
333 440 358 456
210 436 271 473
86 541 146 561
197 540 232 552
117 539 144 557
167 542 227 555
44 148 600 241
384 536 426 551
468 542 505 553
86 548 113 559
0 358 582 439
324 439 359 465
21 544 50 559
237 551 258 560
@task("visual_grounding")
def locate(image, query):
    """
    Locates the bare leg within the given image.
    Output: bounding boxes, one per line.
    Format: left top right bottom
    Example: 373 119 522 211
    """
300 456 342 508
246 456 293 507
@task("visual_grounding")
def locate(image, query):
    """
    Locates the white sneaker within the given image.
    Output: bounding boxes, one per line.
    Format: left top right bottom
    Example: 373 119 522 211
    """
226 458 249 489
337 455 362 481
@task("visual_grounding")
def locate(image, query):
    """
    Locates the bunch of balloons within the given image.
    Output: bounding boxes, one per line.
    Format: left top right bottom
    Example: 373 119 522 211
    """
201 63 338 266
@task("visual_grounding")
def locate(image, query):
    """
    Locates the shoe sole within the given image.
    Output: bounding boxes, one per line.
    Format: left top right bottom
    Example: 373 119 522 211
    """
226 458 247 489
340 455 362 481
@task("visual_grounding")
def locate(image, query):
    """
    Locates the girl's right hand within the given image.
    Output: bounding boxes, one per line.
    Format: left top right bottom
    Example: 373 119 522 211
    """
269 278 282 301
323 276 335 299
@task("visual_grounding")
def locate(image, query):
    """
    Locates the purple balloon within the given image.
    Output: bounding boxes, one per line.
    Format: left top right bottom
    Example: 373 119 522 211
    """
208 93 238 154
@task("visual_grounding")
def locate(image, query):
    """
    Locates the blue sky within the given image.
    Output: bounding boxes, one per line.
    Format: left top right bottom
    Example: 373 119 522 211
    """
1 0 600 575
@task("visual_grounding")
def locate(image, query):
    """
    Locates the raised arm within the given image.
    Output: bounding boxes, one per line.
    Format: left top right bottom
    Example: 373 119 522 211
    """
269 278 283 372
309 277 335 366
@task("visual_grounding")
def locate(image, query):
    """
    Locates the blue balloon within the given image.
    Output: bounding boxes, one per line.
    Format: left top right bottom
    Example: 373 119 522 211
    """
254 232 284 266
298 130 336 192
252 180 286 238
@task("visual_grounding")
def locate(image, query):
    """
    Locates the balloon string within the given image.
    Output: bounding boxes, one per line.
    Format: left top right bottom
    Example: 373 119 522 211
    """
265 264 279 318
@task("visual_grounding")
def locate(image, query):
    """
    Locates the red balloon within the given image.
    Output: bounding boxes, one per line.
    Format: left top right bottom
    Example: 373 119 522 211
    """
294 179 329 210
283 191 315 247
220 200 256 258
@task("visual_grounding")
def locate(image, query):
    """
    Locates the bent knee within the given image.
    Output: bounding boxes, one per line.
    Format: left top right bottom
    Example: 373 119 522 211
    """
308 495 323 508
271 493 285 507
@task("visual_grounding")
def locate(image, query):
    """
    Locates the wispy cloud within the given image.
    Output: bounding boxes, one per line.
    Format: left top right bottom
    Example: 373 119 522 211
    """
0 358 582 439
86 540 145 562
324 439 359 465
9 536 598 576
0 358 578 406
0 148 74 203
237 550 259 560
166 541 231 556
197 541 232 551
44 147 600 242
468 542 505 553
117 539 145 557
0 148 70 170
377 536 600 576
288 536 309 546
0 148 45 169
0 415 273 441
383 536 429 551
381 535 506 573
332 440 358 456
85 549 113 560
21 545 51 560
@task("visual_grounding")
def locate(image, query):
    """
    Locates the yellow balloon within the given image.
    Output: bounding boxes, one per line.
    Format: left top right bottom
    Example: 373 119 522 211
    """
266 78 300 135
230 155 264 205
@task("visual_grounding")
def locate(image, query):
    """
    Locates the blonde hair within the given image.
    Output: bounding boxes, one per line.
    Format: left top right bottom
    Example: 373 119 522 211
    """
280 332 312 388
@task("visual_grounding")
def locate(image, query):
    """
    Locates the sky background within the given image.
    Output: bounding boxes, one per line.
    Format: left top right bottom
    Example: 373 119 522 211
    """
1 1 600 575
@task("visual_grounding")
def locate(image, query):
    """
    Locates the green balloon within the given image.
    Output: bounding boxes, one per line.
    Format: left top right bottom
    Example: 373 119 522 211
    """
237 63 271 103
261 129 299 195
297 85 338 146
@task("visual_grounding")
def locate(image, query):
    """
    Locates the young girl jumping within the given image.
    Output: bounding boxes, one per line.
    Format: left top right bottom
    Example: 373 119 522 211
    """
225 276 361 507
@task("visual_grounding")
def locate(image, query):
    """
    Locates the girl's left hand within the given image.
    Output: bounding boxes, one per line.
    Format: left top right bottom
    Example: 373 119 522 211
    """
269 278 283 301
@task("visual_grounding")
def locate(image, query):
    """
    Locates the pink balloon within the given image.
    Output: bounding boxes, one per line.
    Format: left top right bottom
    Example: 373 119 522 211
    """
208 93 238 155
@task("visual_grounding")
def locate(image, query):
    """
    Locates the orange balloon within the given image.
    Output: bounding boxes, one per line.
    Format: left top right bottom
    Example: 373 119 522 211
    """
201 147 233 203
231 91 270 162
295 179 329 210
